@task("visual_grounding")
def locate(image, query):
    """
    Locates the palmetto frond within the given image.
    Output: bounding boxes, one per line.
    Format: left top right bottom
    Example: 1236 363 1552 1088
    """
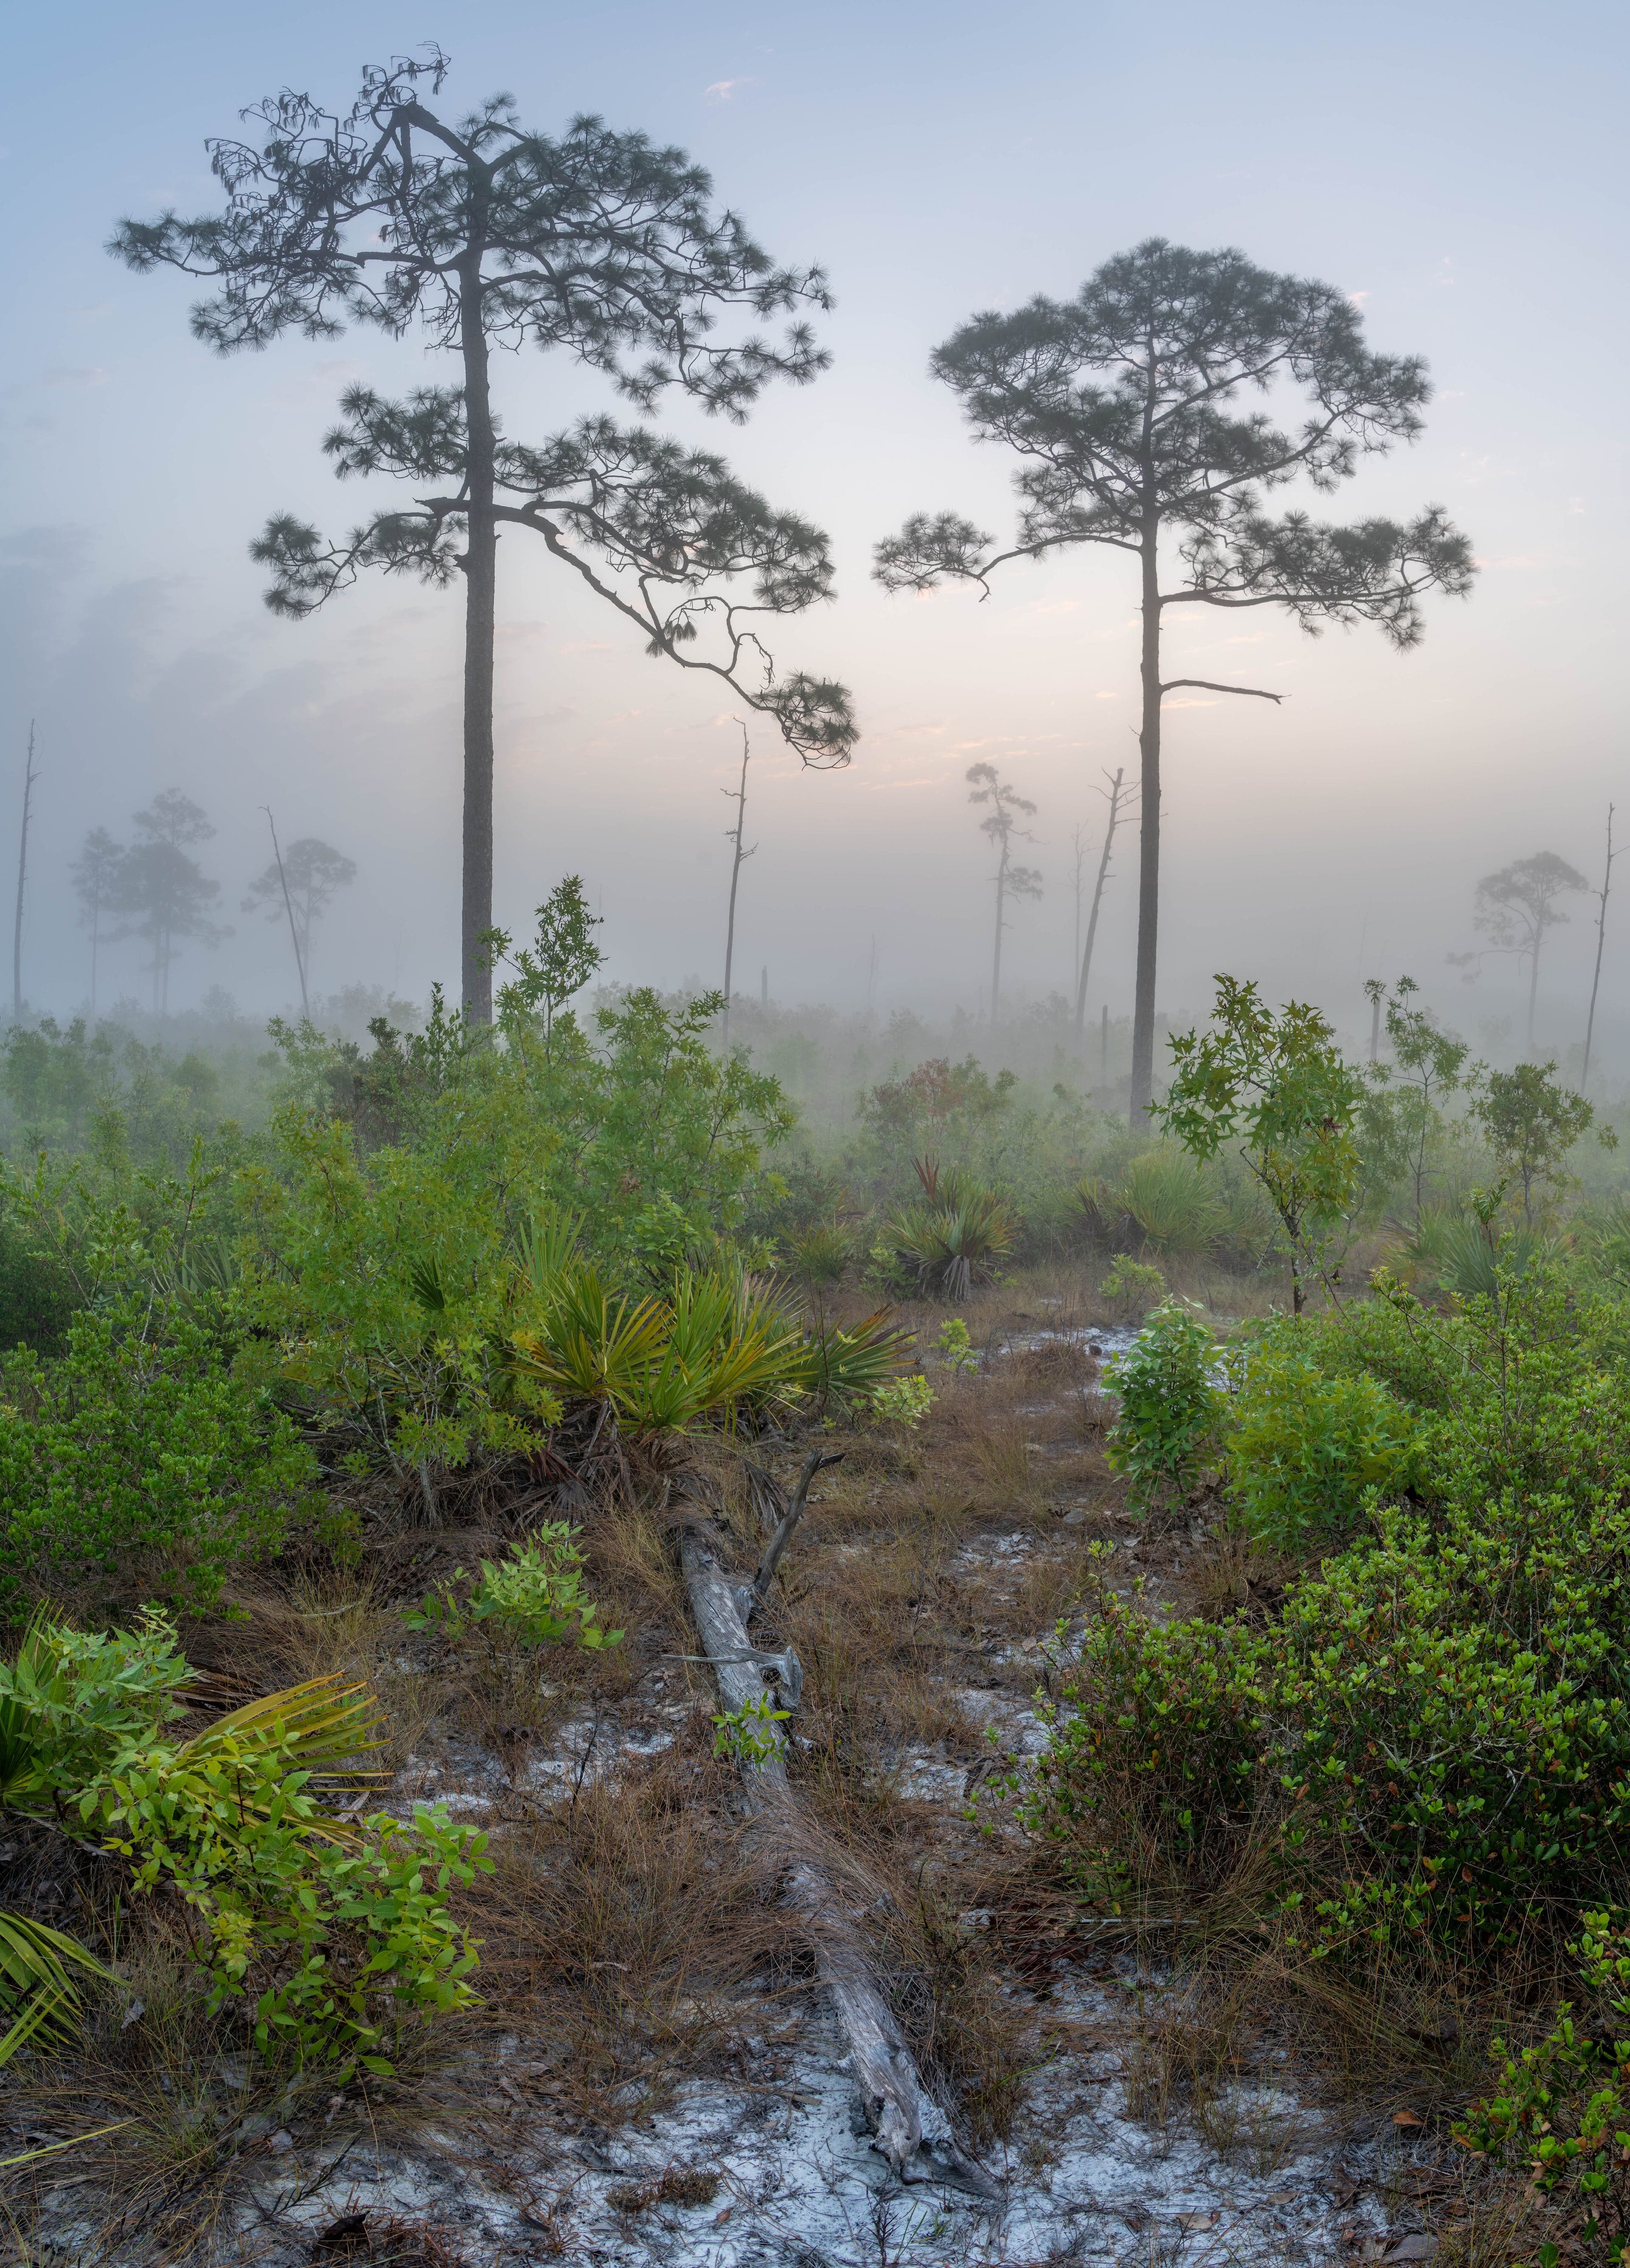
0 1910 116 2071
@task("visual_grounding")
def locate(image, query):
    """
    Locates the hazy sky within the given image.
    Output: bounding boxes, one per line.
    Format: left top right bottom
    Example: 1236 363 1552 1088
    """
4 0 1627 1060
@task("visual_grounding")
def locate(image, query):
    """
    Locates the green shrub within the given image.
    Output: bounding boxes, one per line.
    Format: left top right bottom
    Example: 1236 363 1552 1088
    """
1269 1500 1630 1945
1016 1484 1630 1952
1104 1300 1222 1513
93 1740 486 2078
1223 1322 1416 1552
1 1613 489 2079
1015 1597 1266 1910
1455 1910 1630 2263
1096 1255 1166 1317
868 1374 935 1429
0 1296 317 1611
1017 1263 1630 1955
402 1526 621 1652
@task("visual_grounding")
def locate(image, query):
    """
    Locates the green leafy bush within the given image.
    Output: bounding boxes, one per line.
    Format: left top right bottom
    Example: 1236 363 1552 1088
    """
1104 1300 1222 1513
0 1612 489 2079
1017 1263 1630 1954
868 1374 935 1429
1456 1911 1630 2263
1096 1255 1166 1317
402 1526 622 1652
1223 1322 1416 1552
1015 1595 1265 1910
0 1296 316 1611
93 1742 486 2077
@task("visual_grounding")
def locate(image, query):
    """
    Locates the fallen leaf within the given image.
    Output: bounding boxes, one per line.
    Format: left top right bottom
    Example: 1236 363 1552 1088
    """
1176 2210 1220 2231
714 2206 733 2226
313 2216 369 2257
498 2076 525 2106
1387 2239 1437 2262
1392 2109 1425 2128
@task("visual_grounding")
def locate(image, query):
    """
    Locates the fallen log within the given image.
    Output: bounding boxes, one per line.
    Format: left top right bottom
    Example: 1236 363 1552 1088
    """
679 1468 997 2197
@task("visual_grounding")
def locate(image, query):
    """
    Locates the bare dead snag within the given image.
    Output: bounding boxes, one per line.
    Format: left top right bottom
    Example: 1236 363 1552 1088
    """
679 1507 997 2196
751 1448 842 1612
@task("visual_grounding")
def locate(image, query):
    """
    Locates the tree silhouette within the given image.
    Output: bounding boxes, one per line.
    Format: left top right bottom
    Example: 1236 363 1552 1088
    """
113 48 854 1021
877 239 1475 1119
967 762 1042 1024
243 834 357 993
719 723 756 1056
1473 851 1587 1052
1073 765 1134 1036
70 827 124 1018
107 791 230 1014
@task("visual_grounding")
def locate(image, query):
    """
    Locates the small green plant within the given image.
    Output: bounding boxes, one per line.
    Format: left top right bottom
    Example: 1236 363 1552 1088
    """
1104 1300 1222 1513
1097 1255 1167 1315
401 1526 621 1652
934 1316 979 1372
1224 1322 1416 1552
1455 1911 1630 2264
868 1374 936 1429
711 1692 790 1764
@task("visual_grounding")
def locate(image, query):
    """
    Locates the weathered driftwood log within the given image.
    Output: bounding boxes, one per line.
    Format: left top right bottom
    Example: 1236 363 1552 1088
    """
679 1472 997 2196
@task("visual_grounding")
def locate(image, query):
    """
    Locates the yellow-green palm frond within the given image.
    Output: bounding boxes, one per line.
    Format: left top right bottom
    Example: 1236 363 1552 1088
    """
0 1910 116 2070
178 1675 387 1840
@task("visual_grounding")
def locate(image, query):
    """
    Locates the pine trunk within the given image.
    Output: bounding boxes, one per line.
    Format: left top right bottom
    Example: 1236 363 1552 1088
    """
459 227 497 1025
1130 533 1162 1122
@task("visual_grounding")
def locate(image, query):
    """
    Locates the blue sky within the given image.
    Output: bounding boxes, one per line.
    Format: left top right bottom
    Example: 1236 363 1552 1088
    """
3 0 1626 1056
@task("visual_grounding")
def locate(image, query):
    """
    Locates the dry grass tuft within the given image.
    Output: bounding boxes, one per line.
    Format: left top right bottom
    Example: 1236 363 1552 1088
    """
605 2162 721 2215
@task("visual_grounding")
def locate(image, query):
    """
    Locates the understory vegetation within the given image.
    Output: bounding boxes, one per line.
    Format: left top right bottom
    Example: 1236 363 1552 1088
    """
0 904 1628 2257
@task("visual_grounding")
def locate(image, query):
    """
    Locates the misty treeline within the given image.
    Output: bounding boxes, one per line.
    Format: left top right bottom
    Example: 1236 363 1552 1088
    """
105 43 1477 1121
58 790 355 1018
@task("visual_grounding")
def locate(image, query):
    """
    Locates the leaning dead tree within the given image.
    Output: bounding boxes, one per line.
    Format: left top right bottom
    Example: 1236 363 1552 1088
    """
1073 763 1133 1035
719 721 756 1055
678 1452 995 2194
1582 805 1618 1092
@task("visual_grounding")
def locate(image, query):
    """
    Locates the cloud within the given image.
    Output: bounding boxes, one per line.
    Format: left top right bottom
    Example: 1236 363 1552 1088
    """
704 77 756 101
1347 289 1370 307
